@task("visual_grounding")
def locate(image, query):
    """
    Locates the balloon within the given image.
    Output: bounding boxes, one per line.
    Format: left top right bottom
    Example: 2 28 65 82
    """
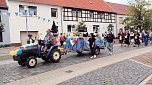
17 50 22 55
64 44 67 47
94 33 97 36
71 37 74 40
15 49 19 55
73 38 77 44
70 33 74 38
9 51 16 56
100 40 103 43
63 42 66 45
39 33 42 35
101 37 104 40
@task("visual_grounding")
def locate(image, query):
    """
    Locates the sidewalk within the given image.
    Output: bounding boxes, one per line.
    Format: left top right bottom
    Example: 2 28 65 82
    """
0 47 19 56
4 46 152 85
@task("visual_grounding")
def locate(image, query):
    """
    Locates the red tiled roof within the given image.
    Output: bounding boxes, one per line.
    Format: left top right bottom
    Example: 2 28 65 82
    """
0 0 8 8
106 2 129 15
11 0 116 13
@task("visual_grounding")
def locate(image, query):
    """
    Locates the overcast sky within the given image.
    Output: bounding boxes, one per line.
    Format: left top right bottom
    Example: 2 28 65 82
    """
104 0 129 4
104 0 152 5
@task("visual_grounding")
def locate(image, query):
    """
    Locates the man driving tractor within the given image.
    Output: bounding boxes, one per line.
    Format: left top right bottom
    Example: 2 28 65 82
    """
38 29 54 54
43 29 54 53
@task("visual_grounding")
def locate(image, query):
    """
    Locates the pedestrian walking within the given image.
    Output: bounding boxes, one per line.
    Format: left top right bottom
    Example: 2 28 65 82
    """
106 31 115 55
143 32 149 46
124 31 130 47
134 31 140 47
142 31 145 43
130 32 135 46
88 33 96 59
118 30 124 46
150 34 152 44
60 33 65 47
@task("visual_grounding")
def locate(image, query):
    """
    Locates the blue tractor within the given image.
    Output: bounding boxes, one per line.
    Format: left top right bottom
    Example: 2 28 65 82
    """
11 40 61 68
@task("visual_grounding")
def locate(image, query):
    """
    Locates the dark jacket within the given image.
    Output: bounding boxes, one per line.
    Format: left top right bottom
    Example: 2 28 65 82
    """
106 34 115 43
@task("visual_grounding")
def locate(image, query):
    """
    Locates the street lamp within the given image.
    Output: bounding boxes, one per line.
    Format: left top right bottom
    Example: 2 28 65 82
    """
24 5 29 40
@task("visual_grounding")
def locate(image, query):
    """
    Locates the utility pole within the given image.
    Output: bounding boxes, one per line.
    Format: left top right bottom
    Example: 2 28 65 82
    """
24 6 29 40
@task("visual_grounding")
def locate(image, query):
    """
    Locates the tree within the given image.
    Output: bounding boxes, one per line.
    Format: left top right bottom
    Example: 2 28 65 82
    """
123 0 152 31
107 24 114 31
78 21 86 28
0 22 4 32
77 21 87 32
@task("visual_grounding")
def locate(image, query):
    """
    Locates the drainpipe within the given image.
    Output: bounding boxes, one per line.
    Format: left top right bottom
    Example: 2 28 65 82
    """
115 14 118 38
61 7 63 33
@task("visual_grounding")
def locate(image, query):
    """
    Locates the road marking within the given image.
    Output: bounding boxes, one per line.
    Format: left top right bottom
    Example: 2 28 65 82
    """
129 59 152 68
129 59 152 85
139 74 152 85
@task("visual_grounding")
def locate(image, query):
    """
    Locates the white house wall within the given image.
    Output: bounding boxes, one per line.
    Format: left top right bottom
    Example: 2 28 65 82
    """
8 1 62 44
63 21 116 35
7 1 118 44
0 9 10 45
116 14 128 34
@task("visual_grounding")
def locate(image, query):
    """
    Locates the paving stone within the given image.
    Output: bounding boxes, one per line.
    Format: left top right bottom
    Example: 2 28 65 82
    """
58 60 152 85
0 44 151 85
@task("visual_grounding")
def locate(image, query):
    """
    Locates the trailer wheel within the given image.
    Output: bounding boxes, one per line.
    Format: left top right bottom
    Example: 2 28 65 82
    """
26 57 37 68
50 49 61 63
77 52 82 55
95 48 100 55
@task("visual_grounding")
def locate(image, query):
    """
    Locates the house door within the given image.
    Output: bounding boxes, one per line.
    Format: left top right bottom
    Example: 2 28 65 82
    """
93 25 100 33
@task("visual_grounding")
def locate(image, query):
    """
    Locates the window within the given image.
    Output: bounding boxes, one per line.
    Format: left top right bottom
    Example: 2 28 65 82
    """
63 7 116 22
67 25 71 32
119 17 123 24
0 11 2 42
0 10 1 22
19 5 37 16
72 9 77 17
28 6 37 16
93 25 100 32
51 8 58 17
90 12 94 18
0 32 2 42
19 5 26 16
97 12 101 19
78 10 82 17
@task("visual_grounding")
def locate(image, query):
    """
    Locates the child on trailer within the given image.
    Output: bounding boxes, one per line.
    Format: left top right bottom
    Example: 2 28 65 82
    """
53 34 60 46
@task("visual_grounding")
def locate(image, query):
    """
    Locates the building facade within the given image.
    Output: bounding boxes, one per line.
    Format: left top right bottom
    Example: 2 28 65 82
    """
0 0 10 45
107 2 129 35
5 0 128 45
8 1 62 45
